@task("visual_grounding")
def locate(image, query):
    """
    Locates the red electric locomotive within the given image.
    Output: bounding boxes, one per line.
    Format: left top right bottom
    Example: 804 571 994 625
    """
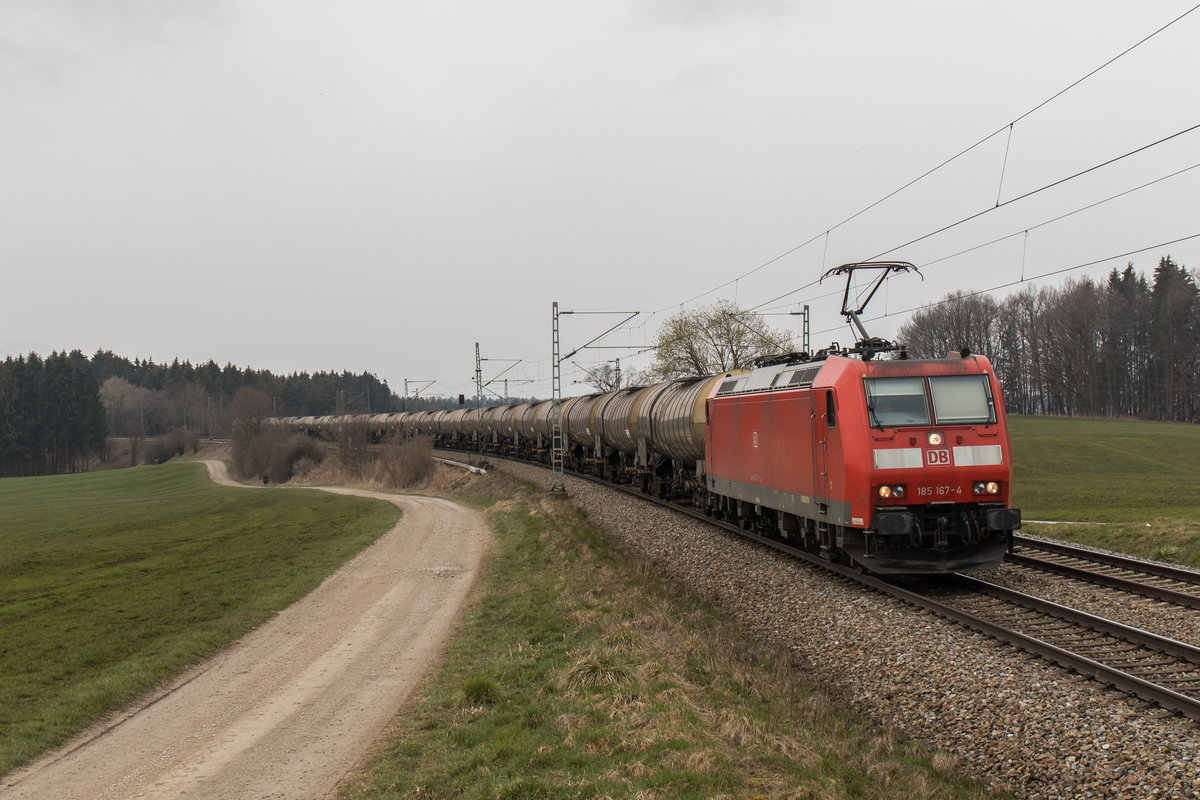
705 351 1020 573
702 263 1020 573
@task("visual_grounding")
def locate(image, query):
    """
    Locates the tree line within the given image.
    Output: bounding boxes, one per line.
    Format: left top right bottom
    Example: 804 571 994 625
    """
0 351 105 477
90 351 403 438
0 350 406 476
897 256 1199 422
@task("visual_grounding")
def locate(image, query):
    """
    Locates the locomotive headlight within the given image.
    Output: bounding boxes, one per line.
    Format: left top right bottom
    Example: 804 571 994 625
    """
973 481 1002 496
986 481 1001 495
973 482 985 495
878 484 906 499
879 485 892 499
927 431 944 446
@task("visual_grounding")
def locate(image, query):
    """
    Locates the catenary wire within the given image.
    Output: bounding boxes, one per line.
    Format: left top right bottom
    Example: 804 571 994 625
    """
866 122 1200 261
657 3 1200 316
807 232 1200 341
749 158 1200 315
748 126 1200 315
543 7 1200 376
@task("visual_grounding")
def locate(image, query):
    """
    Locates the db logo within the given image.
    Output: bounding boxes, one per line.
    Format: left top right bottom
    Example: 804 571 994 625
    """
926 449 952 466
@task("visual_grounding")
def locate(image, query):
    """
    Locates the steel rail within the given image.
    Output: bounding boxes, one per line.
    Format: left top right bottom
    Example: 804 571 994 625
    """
947 573 1200 664
1005 551 1200 611
446 449 1200 720
1013 534 1200 585
926 576 1200 722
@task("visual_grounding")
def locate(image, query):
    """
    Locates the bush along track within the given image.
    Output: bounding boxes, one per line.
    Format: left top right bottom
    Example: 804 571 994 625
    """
340 470 994 800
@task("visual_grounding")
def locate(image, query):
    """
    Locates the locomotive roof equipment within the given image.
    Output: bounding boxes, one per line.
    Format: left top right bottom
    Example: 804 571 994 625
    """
820 261 923 360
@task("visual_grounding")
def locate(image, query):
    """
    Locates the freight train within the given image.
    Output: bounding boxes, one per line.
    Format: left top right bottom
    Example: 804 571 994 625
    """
275 348 1020 574
274 264 1021 574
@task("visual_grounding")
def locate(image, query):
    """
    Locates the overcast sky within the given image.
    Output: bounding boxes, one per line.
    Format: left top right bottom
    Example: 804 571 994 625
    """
4 1 1198 403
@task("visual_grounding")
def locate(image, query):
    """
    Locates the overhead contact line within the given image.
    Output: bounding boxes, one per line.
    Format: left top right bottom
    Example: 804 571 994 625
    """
658 3 1200 316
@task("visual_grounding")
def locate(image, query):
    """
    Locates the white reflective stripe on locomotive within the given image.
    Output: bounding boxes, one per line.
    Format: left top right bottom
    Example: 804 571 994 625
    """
873 448 923 469
873 444 1004 469
952 445 1004 465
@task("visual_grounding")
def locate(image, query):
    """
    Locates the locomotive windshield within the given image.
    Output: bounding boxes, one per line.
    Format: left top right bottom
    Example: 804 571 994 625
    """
864 374 996 427
929 374 995 424
863 377 930 426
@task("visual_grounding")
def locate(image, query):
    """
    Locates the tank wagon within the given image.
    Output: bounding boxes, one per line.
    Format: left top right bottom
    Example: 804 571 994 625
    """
274 263 1022 574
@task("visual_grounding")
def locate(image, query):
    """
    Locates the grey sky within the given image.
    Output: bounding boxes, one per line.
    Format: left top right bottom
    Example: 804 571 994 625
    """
4 1 1198 402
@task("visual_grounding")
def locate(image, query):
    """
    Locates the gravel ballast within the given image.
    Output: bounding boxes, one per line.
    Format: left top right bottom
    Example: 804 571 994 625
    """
499 462 1200 800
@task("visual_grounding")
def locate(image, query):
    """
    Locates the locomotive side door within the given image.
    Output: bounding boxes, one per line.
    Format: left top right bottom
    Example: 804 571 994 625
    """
813 388 835 510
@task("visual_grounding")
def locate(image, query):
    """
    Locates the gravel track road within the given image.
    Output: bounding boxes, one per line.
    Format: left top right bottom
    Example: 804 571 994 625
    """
0 462 489 800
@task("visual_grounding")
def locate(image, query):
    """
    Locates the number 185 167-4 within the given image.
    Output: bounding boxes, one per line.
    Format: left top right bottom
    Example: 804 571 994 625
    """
916 485 962 497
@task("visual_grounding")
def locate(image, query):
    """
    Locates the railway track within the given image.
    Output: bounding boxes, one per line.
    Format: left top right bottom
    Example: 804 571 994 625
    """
1009 534 1200 610
470 454 1200 721
919 574 1200 719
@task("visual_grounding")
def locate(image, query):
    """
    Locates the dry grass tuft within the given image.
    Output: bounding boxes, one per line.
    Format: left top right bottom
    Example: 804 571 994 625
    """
600 691 649 719
869 725 901 759
563 649 633 689
793 693 829 723
716 710 763 747
931 751 960 775
601 628 644 652
682 748 721 775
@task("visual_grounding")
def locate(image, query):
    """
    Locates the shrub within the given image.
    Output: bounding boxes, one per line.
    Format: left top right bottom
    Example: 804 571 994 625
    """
143 439 177 465
290 457 319 479
268 436 325 484
379 436 434 489
232 430 274 481
336 422 374 477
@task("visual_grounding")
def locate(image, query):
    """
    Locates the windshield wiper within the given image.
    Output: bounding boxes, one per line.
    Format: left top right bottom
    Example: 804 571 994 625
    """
866 395 883 429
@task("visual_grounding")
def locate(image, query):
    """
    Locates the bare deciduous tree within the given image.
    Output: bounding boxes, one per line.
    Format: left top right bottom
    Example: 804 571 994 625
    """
578 361 648 392
648 300 792 380
896 257 1200 422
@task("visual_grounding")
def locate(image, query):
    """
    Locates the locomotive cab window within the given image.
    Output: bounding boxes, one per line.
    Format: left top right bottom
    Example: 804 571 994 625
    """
929 374 996 424
863 377 930 427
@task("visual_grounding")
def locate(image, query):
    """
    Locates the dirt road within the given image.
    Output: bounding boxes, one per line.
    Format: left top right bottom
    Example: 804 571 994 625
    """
0 462 489 800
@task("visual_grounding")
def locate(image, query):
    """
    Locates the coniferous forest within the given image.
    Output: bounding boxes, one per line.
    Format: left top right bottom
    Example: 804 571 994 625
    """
0 351 105 477
0 351 404 477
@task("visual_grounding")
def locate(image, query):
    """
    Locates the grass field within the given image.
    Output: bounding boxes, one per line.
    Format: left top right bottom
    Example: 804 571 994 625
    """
339 473 996 800
1009 415 1200 565
0 463 399 775
5 414 1194 793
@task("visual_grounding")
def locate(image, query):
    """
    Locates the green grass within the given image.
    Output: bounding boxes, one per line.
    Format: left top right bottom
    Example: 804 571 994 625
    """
1009 415 1200 565
0 463 400 775
340 483 998 800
